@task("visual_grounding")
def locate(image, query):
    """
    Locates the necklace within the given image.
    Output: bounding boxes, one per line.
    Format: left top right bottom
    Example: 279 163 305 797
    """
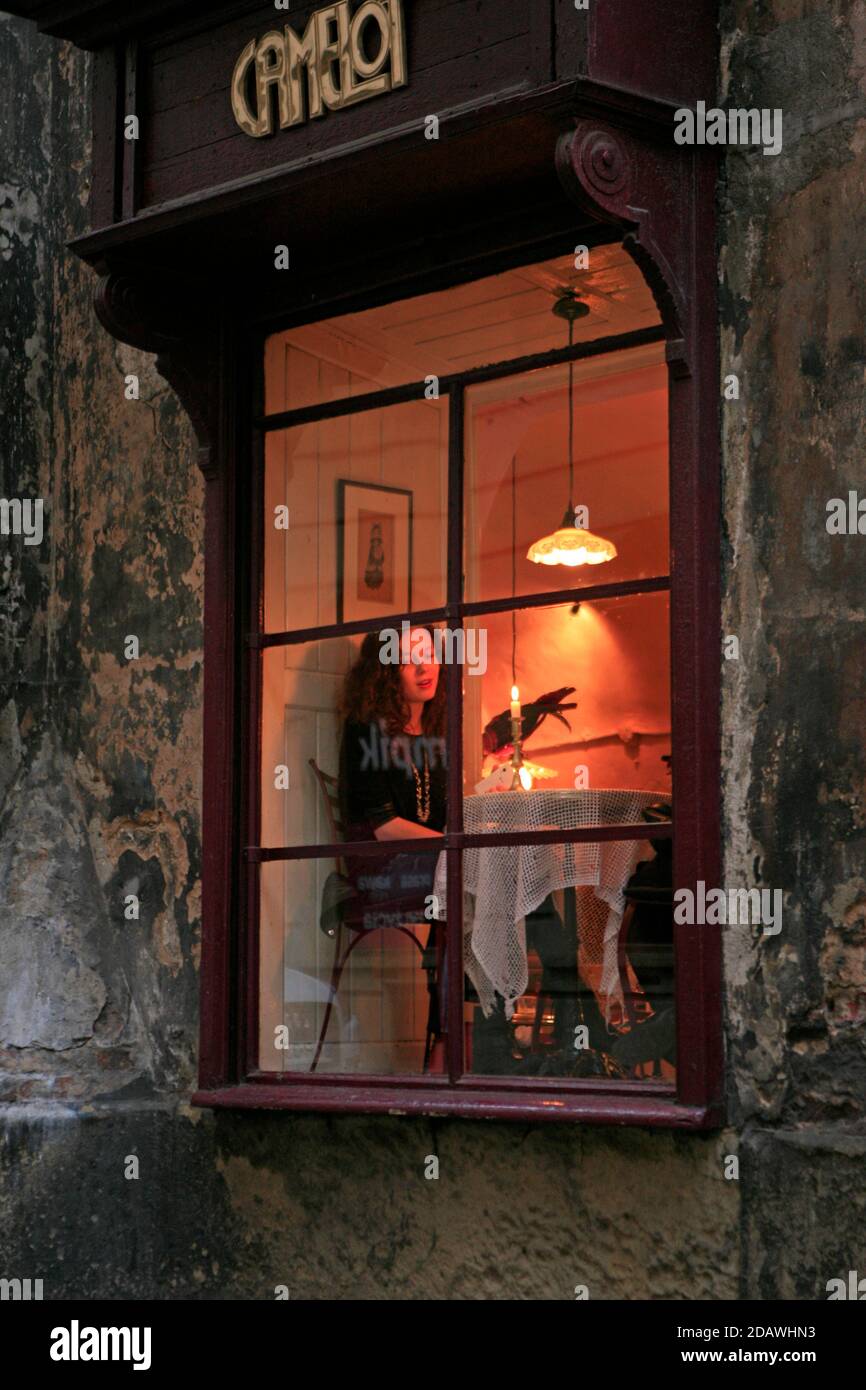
411 744 431 823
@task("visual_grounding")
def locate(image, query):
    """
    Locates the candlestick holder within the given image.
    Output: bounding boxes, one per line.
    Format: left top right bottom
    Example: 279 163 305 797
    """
509 714 527 790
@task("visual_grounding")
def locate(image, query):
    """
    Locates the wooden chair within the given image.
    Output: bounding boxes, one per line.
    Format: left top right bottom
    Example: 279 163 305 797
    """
307 759 435 1072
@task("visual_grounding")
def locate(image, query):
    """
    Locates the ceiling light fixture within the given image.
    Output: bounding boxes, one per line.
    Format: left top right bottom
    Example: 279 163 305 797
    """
527 289 618 569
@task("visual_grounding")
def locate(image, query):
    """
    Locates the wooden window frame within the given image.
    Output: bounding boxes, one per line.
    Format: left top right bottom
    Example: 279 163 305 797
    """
192 191 723 1127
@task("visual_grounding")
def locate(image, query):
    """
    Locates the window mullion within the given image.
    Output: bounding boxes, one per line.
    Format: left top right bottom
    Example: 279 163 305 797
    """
446 385 466 1079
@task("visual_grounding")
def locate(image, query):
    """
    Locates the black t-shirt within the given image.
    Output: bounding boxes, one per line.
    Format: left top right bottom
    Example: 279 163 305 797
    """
338 719 447 839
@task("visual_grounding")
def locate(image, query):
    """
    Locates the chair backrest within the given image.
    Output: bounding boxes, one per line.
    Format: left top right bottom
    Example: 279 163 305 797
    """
308 759 346 859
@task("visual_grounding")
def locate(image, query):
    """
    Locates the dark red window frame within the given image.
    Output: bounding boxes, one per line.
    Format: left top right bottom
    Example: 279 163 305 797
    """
192 200 723 1127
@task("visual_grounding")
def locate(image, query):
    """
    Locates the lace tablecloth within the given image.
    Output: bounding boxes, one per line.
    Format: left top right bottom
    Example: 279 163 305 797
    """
432 789 666 1019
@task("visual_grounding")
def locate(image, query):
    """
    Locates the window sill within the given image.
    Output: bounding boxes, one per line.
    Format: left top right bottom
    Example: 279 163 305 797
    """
192 1080 723 1128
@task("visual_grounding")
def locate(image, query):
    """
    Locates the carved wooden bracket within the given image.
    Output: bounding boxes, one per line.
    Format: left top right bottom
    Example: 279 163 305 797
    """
555 120 693 377
94 273 221 472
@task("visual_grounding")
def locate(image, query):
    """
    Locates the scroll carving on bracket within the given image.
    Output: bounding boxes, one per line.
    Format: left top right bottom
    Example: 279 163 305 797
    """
555 121 691 376
95 273 220 471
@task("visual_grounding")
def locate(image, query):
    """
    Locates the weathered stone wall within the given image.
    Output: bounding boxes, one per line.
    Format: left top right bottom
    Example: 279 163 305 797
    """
719 0 866 1296
0 1 863 1299
0 14 203 1111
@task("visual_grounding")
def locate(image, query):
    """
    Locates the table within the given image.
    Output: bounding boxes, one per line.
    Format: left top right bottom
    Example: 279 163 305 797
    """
432 788 667 1019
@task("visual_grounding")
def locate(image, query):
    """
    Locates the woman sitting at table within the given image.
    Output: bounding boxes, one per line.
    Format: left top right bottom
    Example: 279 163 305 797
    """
337 624 447 1046
336 625 596 1073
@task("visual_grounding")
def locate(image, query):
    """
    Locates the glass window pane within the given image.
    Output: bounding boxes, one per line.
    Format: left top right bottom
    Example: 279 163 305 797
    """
257 241 677 1095
460 837 675 1084
263 396 447 634
258 850 445 1076
264 245 660 414
464 344 669 603
463 592 671 799
260 638 454 849
456 589 673 1082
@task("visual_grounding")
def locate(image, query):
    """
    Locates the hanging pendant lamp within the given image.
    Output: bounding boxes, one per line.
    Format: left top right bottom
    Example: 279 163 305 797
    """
526 290 618 569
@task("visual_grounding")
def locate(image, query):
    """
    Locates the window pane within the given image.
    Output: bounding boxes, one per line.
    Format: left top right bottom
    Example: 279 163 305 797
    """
260 639 453 849
263 396 447 634
258 851 445 1076
264 245 660 414
464 345 669 604
462 592 671 798
457 589 673 1081
460 837 675 1083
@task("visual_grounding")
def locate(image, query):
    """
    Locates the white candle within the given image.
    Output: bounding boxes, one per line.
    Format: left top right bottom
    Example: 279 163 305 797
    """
510 685 521 721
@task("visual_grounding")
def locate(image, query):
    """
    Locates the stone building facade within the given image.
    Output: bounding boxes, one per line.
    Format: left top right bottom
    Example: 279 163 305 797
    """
1 0 865 1299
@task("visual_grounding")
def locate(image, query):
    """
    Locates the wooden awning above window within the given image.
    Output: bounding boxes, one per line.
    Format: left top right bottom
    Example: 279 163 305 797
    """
4 1 717 239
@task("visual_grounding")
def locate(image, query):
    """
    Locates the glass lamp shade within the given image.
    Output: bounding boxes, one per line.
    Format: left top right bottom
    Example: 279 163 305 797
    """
526 521 617 568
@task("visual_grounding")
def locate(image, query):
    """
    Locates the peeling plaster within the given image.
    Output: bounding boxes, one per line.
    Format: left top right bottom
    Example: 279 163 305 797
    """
0 182 40 260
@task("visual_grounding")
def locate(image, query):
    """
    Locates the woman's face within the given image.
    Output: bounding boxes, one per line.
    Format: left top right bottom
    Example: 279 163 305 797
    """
399 627 440 704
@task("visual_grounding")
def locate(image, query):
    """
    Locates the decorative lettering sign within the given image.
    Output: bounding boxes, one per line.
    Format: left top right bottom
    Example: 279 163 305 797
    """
231 0 407 138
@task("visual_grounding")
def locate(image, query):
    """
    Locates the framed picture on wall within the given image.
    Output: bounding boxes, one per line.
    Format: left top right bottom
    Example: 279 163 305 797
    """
336 480 413 623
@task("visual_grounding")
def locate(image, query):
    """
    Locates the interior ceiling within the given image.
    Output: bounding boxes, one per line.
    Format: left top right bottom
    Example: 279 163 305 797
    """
281 243 661 386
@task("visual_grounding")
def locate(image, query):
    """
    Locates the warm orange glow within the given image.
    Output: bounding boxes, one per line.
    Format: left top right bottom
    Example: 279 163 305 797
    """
526 526 618 568
523 760 556 781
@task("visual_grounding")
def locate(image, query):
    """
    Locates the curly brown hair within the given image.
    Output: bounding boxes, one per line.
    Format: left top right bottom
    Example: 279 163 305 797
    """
338 626 446 738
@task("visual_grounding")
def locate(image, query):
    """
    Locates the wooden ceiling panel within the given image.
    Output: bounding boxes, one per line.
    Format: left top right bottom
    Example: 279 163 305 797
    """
270 243 661 391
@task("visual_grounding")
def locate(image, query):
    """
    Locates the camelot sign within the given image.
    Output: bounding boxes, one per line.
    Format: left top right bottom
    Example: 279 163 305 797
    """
231 0 407 138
